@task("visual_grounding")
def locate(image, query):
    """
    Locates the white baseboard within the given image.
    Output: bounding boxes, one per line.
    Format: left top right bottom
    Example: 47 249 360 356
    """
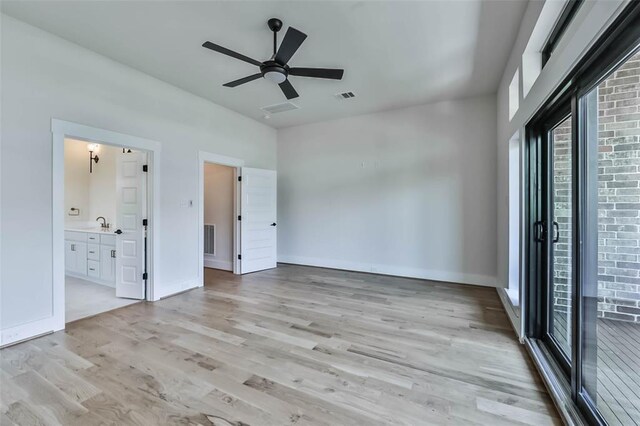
66 272 115 288
153 278 200 301
1 316 63 347
204 256 233 271
277 255 498 288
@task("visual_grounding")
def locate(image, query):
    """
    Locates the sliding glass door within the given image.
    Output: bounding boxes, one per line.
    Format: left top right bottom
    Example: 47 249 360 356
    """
531 108 575 374
579 50 640 426
526 4 640 424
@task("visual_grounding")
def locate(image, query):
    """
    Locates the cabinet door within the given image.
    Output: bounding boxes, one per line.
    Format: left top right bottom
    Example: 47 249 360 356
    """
75 242 87 275
100 246 116 283
65 241 75 272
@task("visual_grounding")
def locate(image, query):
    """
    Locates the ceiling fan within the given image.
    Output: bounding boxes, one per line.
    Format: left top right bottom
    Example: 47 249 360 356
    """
202 18 344 100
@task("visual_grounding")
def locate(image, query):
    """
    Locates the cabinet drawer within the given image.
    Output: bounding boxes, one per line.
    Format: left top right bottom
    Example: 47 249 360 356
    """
87 244 100 261
87 260 100 278
101 234 116 246
87 233 100 243
64 231 87 242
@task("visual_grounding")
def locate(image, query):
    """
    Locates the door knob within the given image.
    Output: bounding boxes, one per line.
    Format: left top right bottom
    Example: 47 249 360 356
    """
270 223 277 227
114 229 123 234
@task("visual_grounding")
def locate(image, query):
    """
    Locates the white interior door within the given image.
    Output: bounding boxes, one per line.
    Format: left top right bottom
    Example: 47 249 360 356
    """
115 150 147 299
240 167 277 274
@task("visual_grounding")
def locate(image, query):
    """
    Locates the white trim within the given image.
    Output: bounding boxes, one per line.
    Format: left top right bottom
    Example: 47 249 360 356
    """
278 255 498 288
154 278 200 300
1 318 54 348
65 271 116 289
198 151 244 286
204 256 233 272
31 119 162 347
497 287 523 341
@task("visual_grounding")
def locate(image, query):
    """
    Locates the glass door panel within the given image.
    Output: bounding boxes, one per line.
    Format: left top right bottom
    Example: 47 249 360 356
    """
581 49 640 425
550 116 574 359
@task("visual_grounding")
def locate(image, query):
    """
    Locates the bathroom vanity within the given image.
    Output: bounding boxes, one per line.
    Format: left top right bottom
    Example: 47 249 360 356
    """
65 228 116 286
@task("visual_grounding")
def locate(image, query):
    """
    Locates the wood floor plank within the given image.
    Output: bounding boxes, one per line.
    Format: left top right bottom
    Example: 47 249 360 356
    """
1 264 560 425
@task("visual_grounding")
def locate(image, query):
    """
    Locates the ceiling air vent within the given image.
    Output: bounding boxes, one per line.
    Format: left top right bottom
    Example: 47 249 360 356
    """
335 91 356 100
260 101 300 115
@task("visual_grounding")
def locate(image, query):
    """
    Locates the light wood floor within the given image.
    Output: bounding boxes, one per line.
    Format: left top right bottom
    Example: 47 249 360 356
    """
1 265 560 425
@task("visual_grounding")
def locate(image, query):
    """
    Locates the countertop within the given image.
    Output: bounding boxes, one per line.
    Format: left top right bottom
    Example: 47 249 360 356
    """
65 226 114 234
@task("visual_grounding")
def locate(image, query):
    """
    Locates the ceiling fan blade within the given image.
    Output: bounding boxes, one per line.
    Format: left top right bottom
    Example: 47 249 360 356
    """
223 73 263 87
274 27 307 65
289 67 344 80
279 79 299 99
202 41 263 67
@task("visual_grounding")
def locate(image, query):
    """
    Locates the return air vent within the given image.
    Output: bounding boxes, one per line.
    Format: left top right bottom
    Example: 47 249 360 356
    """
204 224 216 255
335 91 356 100
260 101 300 115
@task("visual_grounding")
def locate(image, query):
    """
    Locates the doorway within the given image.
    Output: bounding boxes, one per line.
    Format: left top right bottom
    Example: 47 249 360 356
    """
63 138 150 322
64 139 146 321
203 162 236 272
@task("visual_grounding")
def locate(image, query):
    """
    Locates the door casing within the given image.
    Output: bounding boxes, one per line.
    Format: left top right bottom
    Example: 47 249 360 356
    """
198 151 244 284
52 119 161 328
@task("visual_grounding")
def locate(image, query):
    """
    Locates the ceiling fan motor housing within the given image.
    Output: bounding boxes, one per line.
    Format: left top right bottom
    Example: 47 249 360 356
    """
261 60 288 84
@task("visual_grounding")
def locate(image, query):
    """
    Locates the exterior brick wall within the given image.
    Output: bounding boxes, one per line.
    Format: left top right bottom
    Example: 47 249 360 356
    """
552 117 572 316
553 52 640 323
596 52 640 322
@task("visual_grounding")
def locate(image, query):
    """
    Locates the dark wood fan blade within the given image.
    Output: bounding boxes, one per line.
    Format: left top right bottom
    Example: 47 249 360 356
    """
278 79 299 99
289 67 344 80
223 73 263 87
274 27 307 65
202 41 263 67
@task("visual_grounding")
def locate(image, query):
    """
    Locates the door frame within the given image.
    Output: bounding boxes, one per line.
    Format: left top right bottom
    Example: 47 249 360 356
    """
198 151 244 284
52 119 161 330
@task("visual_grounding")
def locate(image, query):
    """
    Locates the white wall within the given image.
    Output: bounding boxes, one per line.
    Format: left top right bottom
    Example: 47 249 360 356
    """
203 163 234 271
495 0 628 333
64 139 118 227
64 139 90 223
0 16 276 339
88 143 118 227
278 95 497 287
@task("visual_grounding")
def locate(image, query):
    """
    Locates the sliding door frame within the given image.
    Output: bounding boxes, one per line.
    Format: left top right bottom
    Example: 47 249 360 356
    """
525 2 640 424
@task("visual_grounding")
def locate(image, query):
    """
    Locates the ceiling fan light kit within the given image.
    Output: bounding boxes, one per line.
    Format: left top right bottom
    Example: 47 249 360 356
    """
202 18 344 100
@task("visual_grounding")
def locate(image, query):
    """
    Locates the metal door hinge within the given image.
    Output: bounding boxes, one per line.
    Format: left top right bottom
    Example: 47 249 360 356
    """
142 272 148 280
142 219 148 226
238 254 242 260
142 165 148 172
238 176 242 182
238 215 241 221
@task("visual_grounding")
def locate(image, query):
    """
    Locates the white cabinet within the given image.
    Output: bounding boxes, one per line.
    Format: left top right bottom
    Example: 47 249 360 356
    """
87 244 100 261
87 260 100 278
65 230 116 286
100 245 116 282
64 240 87 275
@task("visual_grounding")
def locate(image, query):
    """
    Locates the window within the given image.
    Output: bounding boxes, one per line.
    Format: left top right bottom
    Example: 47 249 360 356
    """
541 0 584 67
509 69 520 121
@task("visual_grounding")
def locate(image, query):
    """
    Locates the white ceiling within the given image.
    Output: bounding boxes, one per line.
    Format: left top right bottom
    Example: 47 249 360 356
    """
2 1 528 129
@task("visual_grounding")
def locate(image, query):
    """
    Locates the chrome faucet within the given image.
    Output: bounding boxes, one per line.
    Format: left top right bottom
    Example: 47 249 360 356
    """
96 216 109 229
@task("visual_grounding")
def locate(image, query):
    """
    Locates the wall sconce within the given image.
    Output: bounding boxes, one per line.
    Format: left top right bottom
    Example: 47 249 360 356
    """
88 143 100 173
